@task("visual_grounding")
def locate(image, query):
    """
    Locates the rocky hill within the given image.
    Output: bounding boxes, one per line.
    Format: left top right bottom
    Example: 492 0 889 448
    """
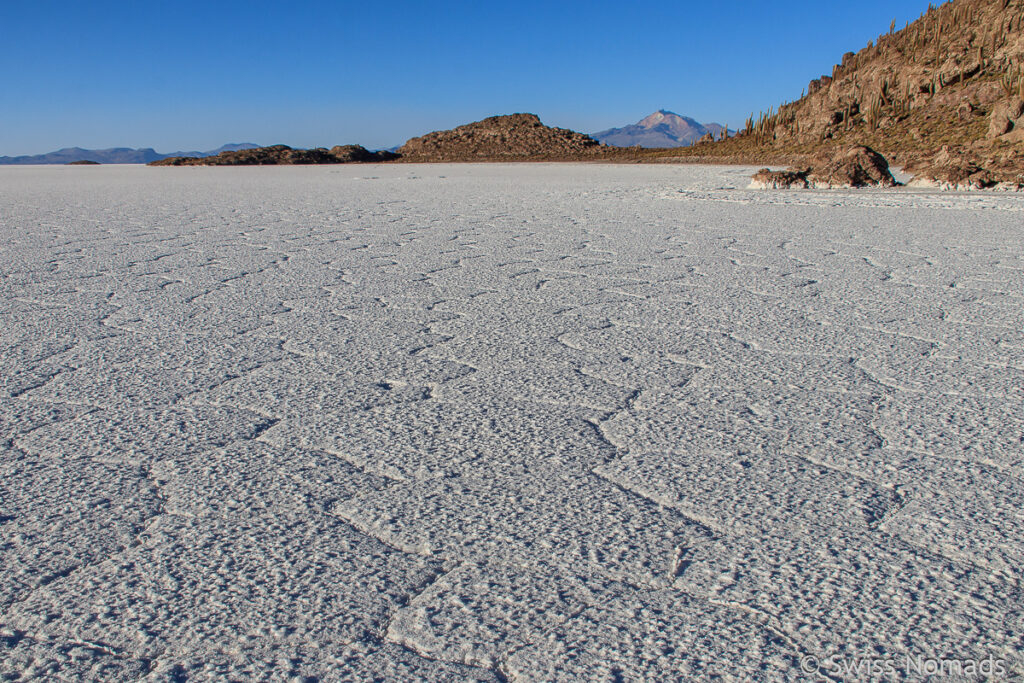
397 114 603 160
150 144 397 166
593 110 730 147
661 0 1024 184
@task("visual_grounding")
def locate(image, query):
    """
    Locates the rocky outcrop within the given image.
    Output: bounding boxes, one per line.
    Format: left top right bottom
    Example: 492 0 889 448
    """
905 146 1023 190
750 146 897 189
328 145 390 163
150 144 397 166
749 168 810 189
397 114 601 161
987 98 1024 139
807 145 898 188
906 147 992 189
67 160 100 165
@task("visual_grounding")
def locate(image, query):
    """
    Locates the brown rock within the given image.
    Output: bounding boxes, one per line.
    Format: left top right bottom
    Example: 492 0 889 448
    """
987 99 1024 138
906 146 997 190
149 144 397 166
1001 127 1024 145
808 146 897 188
749 168 810 189
808 76 832 95
328 145 398 163
1008 100 1024 120
397 114 601 161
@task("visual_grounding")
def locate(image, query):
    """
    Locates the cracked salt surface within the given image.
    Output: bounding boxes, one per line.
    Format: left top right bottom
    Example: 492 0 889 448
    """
1 163 1022 681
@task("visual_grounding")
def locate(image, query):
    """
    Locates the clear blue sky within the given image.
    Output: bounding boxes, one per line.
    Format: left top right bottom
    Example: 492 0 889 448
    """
1 0 934 155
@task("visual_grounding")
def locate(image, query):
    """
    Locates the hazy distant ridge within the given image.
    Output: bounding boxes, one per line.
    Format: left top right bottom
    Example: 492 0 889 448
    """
0 143 260 165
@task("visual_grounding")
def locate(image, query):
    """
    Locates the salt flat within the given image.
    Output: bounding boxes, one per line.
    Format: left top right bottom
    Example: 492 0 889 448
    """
1 163 1023 681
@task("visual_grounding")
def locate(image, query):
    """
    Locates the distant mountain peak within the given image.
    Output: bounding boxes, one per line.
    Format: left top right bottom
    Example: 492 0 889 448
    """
641 110 672 122
592 111 730 149
637 110 700 129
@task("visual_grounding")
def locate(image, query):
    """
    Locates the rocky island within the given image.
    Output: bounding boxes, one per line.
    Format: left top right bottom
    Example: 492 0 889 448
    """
396 113 603 161
666 0 1024 187
150 144 397 166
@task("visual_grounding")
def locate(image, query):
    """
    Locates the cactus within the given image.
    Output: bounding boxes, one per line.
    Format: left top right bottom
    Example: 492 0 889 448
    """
865 98 881 131
879 78 892 106
1000 70 1017 97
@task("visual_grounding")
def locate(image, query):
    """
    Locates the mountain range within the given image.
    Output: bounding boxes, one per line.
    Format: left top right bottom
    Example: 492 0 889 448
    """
592 110 731 147
0 143 260 165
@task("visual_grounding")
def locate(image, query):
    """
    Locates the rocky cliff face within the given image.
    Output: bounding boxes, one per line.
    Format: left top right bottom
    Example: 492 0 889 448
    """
684 0 1024 182
397 114 602 160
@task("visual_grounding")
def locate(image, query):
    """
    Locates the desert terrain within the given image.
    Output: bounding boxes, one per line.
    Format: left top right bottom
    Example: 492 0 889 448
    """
1 164 1022 680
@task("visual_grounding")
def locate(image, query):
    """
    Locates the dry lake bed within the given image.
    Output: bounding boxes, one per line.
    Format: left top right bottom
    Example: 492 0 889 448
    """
1 164 1023 681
